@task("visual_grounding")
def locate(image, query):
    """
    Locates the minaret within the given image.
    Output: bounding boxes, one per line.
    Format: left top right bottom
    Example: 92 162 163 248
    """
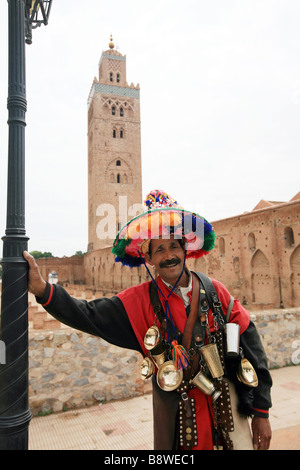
87 36 142 251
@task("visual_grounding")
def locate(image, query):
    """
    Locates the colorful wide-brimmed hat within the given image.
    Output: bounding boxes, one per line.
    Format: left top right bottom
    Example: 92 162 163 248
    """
112 189 216 267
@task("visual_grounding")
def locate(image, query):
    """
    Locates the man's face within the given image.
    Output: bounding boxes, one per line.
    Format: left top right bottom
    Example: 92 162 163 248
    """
145 237 185 285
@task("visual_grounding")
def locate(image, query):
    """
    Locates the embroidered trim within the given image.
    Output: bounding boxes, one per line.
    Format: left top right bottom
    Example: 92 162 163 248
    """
42 284 53 307
252 407 269 414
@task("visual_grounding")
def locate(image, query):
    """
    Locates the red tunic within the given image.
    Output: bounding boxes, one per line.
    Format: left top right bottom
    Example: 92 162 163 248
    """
117 275 250 450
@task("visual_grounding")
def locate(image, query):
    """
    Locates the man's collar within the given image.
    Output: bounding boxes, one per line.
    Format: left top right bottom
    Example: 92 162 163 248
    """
161 268 192 306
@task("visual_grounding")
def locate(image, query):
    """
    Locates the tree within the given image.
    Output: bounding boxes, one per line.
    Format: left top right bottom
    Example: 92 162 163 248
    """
75 251 86 257
30 251 53 259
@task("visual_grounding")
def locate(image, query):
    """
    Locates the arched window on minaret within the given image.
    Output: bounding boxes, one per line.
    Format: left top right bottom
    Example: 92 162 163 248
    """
117 173 120 183
112 106 116 115
110 72 113 82
120 107 124 117
116 160 121 166
113 129 116 138
117 73 120 83
120 129 123 139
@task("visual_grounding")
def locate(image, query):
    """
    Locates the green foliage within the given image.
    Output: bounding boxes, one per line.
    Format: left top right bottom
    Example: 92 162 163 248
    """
29 250 87 259
30 251 53 259
75 251 86 257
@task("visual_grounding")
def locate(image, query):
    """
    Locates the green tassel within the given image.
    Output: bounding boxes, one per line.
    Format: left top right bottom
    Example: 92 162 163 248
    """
112 237 131 258
171 340 190 370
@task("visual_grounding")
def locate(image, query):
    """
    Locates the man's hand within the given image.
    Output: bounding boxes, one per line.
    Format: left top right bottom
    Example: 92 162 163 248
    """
23 251 47 298
252 417 272 450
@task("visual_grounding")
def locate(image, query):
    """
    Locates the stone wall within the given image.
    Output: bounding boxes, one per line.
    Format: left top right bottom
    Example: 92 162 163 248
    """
250 307 300 369
29 329 145 416
28 307 300 416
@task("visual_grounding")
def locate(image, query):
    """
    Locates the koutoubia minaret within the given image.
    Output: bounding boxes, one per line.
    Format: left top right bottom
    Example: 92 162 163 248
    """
87 36 142 252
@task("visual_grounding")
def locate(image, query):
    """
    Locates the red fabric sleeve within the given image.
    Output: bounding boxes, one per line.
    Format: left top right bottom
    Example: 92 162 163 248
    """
117 281 155 356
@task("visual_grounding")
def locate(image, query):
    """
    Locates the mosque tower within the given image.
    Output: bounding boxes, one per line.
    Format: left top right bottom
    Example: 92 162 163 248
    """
87 36 142 251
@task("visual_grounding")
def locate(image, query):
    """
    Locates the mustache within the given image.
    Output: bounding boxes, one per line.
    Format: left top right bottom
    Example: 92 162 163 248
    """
159 258 181 269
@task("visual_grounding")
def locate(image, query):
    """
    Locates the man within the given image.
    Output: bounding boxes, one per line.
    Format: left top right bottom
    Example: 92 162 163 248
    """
24 190 272 450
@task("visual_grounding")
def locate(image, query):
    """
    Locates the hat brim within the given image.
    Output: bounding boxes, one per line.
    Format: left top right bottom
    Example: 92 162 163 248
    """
112 208 216 267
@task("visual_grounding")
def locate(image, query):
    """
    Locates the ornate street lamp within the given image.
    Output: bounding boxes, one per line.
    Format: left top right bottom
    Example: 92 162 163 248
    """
0 0 52 450
25 0 53 44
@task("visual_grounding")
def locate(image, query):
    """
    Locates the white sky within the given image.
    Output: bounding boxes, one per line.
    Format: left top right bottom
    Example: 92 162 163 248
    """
0 0 299 257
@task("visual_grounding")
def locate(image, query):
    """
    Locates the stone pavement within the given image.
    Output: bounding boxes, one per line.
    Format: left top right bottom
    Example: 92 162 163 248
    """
28 365 300 451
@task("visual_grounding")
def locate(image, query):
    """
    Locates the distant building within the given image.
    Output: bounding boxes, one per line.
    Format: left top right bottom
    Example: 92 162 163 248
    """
196 192 300 310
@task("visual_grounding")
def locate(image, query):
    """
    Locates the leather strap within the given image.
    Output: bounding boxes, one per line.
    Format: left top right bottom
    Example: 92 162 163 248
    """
149 281 182 343
195 272 226 330
181 273 203 380
181 273 200 352
226 295 234 322
149 275 202 380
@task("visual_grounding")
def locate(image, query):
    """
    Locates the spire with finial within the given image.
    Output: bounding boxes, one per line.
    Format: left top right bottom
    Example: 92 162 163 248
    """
109 35 114 49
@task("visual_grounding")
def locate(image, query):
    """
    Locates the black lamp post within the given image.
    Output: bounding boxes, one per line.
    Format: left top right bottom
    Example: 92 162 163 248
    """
0 0 52 450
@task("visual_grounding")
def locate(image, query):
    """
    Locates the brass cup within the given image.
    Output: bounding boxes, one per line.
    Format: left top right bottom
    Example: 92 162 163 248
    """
156 360 183 391
237 358 258 387
140 357 155 380
200 343 224 379
144 325 161 351
225 323 240 357
150 338 167 368
191 371 222 402
151 350 167 368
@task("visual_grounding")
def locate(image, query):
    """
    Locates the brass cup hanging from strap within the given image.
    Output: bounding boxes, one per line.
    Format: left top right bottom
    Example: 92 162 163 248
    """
144 325 168 368
156 360 183 391
191 371 222 402
150 342 167 368
237 358 258 387
144 325 161 350
200 343 224 379
140 357 155 379
225 323 240 357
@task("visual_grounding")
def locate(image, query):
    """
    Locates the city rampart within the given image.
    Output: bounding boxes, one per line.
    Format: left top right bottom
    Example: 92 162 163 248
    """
37 255 85 286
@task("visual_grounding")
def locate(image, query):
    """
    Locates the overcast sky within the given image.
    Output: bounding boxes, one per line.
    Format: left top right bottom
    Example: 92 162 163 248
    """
0 0 299 257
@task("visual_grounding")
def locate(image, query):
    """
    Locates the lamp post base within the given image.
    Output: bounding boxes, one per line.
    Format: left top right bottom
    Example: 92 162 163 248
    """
0 234 31 450
0 409 32 450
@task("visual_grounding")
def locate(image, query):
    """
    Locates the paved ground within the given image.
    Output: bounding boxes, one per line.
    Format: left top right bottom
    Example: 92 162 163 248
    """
28 365 300 451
